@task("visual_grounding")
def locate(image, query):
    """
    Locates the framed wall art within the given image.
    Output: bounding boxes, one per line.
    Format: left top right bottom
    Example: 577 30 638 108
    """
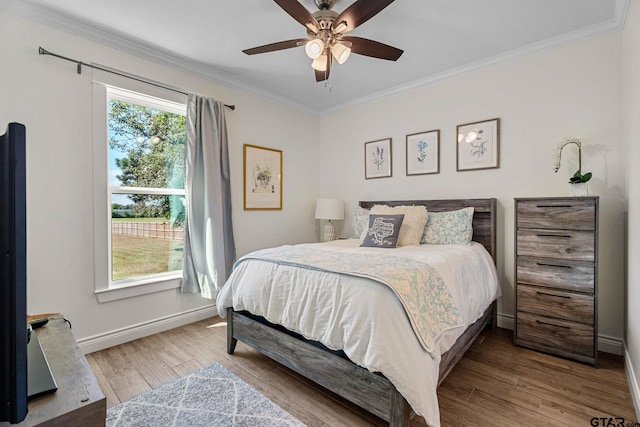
243 144 282 210
456 118 500 171
364 138 392 179
406 129 440 175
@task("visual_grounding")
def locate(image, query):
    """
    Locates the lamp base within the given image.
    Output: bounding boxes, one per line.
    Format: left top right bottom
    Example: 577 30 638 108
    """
322 220 337 242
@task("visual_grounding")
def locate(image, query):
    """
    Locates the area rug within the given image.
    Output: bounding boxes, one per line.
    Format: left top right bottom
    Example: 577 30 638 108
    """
106 363 305 427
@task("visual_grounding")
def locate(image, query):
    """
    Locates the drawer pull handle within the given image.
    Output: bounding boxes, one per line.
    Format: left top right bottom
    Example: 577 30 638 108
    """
536 233 571 238
535 205 572 208
536 320 570 329
536 262 572 269
536 291 570 299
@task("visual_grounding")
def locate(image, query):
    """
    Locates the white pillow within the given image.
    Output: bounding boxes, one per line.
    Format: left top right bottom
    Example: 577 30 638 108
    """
352 205 370 239
370 205 428 246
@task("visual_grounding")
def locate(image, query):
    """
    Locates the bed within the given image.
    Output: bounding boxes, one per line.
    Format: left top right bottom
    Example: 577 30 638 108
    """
216 198 499 426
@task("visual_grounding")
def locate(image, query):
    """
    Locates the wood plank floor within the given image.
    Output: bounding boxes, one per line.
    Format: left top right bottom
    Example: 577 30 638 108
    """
86 317 638 426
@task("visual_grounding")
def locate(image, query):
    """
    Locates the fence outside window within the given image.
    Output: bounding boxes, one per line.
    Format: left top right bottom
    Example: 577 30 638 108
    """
111 221 184 241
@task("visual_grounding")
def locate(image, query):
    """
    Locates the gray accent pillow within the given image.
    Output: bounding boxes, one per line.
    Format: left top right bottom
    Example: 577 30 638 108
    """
370 204 428 246
360 214 405 248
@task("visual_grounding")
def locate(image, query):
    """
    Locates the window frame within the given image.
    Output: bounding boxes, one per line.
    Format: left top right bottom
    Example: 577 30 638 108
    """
92 73 188 303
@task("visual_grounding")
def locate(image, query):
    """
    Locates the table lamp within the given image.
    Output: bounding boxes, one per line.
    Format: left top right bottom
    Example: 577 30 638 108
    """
315 198 344 242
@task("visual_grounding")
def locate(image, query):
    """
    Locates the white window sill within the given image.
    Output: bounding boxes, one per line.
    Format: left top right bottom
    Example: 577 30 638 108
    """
95 275 181 303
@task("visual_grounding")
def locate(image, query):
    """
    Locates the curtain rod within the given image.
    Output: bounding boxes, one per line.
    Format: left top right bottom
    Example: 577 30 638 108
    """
38 47 235 111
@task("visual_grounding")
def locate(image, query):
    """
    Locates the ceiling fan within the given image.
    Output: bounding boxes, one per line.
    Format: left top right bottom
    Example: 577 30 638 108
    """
242 0 403 82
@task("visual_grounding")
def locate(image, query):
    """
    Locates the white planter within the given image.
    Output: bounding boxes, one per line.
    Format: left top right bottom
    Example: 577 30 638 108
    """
569 182 588 197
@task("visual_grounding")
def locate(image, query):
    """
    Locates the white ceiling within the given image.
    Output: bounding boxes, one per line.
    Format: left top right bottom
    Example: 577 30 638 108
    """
3 0 628 112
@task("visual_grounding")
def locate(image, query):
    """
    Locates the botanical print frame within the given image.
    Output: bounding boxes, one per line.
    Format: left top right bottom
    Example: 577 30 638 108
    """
243 144 282 210
364 138 392 179
456 118 500 171
406 129 440 175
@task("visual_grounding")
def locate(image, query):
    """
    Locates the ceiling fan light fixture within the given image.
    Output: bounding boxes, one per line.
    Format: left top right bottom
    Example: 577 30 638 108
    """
305 20 319 34
311 54 328 71
333 20 348 33
242 0 404 81
331 42 351 64
305 39 324 59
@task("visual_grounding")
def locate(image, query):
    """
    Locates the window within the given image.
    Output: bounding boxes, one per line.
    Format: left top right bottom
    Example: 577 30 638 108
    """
93 78 188 302
107 87 186 284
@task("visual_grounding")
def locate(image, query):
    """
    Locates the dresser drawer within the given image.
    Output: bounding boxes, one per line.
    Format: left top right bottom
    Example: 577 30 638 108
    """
516 199 596 231
516 229 594 261
516 284 594 324
516 312 594 358
516 257 594 293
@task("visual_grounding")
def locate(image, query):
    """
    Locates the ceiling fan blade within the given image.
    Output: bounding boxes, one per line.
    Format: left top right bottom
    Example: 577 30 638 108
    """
315 55 331 82
274 0 319 30
243 38 307 55
333 0 394 33
342 36 403 61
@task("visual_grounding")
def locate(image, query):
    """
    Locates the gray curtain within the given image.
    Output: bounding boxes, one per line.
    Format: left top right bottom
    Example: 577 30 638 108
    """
181 94 236 298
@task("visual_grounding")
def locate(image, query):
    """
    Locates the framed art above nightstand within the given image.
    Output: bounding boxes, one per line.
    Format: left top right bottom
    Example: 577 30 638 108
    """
514 196 599 365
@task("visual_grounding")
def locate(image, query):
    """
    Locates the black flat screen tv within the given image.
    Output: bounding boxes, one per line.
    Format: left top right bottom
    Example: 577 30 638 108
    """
0 122 28 424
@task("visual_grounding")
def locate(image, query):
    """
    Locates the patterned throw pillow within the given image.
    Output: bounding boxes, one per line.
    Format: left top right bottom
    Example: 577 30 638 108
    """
421 207 474 245
370 205 428 246
352 205 370 239
360 214 405 248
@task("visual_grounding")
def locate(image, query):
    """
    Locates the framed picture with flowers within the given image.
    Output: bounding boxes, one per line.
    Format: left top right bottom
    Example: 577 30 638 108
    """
364 138 392 179
244 144 282 210
456 118 500 171
406 129 440 175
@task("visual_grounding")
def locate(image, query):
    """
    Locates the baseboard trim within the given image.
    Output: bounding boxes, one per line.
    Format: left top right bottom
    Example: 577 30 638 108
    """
77 304 218 354
599 333 624 356
497 312 623 355
497 312 514 330
77 307 625 357
624 343 640 422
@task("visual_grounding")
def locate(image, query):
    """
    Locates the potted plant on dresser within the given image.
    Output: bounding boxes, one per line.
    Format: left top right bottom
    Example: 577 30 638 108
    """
554 137 592 196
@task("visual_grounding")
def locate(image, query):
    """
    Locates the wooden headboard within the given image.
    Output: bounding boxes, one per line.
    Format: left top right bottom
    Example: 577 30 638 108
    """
359 198 497 264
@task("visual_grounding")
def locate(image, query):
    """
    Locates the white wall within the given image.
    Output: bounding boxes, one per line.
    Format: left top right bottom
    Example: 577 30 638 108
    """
0 7 632 365
0 11 319 347
623 0 640 417
318 33 626 348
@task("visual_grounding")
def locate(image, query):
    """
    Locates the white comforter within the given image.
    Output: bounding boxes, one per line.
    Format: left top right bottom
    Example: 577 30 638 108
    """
216 239 500 427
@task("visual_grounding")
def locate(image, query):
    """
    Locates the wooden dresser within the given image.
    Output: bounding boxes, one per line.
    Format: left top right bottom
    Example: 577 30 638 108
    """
514 196 598 365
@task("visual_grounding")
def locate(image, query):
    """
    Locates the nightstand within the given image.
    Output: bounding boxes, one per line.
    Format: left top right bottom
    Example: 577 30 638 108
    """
19 317 106 426
514 197 598 365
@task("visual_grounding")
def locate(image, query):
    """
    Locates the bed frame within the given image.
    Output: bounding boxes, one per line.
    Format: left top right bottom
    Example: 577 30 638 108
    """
226 198 498 426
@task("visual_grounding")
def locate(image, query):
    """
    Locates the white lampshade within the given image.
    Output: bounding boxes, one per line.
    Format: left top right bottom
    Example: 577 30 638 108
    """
305 39 324 59
331 42 351 64
315 198 344 220
311 54 328 71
